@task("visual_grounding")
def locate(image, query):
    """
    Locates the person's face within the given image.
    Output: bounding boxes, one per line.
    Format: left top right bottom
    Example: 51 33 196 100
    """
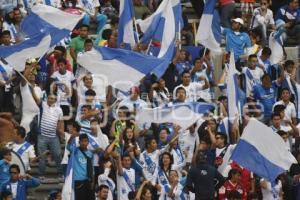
126 128 134 140
215 135 225 148
108 34 117 48
28 73 36 82
232 172 241 182
4 152 12 162
159 130 168 142
248 57 258 69
286 64 295 74
260 0 269 9
54 50 63 58
80 27 89 38
158 79 165 89
47 95 57 106
176 89 186 102
1 34 11 45
98 188 109 200
149 139 157 151
272 116 282 127
169 171 179 183
10 168 19 181
90 121 98 134
8 11 14 19
130 91 139 100
142 189 152 200
179 51 186 61
118 111 127 120
84 42 93 51
289 0 299 10
13 10 22 22
58 62 66 74
85 95 94 104
194 59 202 68
281 90 291 101
81 107 89 116
281 134 288 142
231 21 241 31
182 73 191 85
162 154 171 166
79 138 89 149
208 120 217 132
262 76 272 88
122 156 132 168
84 75 93 88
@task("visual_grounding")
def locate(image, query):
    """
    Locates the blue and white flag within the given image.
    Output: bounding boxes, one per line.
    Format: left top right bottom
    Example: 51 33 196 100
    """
62 143 75 200
21 4 83 47
136 102 215 130
227 52 240 122
138 0 182 58
195 0 221 53
118 0 136 48
231 119 297 182
77 46 168 91
269 31 284 65
0 32 51 71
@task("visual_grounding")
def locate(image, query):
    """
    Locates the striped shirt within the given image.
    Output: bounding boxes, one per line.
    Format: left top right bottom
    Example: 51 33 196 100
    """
40 102 63 138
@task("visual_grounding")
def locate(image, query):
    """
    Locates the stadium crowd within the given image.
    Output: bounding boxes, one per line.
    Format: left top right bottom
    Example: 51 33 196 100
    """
0 0 300 199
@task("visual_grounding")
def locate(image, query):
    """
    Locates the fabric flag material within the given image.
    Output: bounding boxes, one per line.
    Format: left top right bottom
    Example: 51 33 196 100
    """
62 143 75 200
77 46 168 91
118 0 136 48
195 0 221 53
138 0 181 58
136 102 215 130
231 119 297 182
227 52 239 122
269 31 284 65
21 4 83 46
0 32 51 71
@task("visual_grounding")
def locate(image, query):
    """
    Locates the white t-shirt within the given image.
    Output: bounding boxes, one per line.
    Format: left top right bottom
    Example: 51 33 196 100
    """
117 168 135 200
261 179 281 200
170 147 186 172
173 82 205 102
242 67 264 97
178 130 199 163
140 149 162 185
51 71 75 106
6 141 36 171
159 183 185 200
20 83 43 133
251 8 275 29
98 168 115 200
10 182 18 199
273 100 297 122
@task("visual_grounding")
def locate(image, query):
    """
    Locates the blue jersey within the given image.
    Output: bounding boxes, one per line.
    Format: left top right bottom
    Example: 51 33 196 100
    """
223 28 252 61
67 145 93 181
253 83 278 117
0 160 10 189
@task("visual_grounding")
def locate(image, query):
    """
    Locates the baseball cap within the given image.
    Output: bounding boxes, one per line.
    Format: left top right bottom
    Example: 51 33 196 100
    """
232 18 244 25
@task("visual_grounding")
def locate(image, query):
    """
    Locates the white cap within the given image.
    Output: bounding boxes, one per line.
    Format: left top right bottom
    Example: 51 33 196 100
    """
232 18 244 25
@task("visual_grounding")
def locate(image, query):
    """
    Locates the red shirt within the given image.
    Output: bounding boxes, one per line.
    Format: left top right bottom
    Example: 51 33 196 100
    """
219 0 234 7
218 180 245 200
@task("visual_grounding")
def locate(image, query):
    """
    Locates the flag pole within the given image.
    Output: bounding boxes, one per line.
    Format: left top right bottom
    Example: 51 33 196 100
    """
178 23 181 50
133 17 140 43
